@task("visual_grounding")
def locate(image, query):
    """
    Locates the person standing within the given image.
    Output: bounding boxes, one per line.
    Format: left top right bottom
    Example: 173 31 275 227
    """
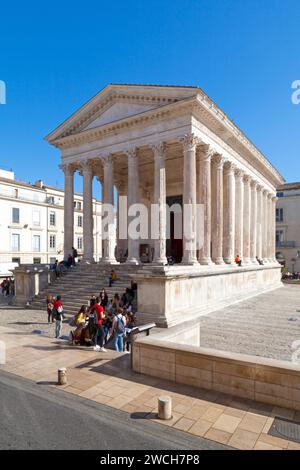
46 294 54 323
92 297 106 352
112 308 126 352
53 295 64 339
72 246 78 266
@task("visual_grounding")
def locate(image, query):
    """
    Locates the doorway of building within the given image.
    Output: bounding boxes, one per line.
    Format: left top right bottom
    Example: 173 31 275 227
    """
166 195 183 263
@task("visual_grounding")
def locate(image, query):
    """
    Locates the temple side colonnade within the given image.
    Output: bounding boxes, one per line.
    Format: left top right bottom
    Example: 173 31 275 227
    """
61 134 277 267
45 84 283 326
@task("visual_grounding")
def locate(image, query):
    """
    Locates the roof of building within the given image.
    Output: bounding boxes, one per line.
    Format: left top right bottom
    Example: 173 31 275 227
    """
0 175 99 200
277 182 300 191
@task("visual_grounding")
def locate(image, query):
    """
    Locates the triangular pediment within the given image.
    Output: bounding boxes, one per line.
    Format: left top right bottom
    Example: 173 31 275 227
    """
83 101 159 130
45 84 199 142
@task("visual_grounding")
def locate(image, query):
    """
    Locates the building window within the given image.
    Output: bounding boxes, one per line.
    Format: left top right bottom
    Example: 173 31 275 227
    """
49 211 56 226
33 258 41 264
33 235 41 252
12 207 20 224
77 237 83 250
47 196 55 204
11 234 20 251
77 215 83 227
50 257 56 264
74 201 82 210
277 192 284 198
276 230 284 244
14 189 18 198
32 210 40 226
49 235 56 250
12 257 20 264
276 208 283 222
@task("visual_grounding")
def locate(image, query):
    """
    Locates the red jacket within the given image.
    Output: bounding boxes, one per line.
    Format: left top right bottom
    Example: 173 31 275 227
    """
93 304 104 325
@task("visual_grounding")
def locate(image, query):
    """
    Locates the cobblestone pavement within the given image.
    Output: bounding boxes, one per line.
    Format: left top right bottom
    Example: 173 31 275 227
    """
200 284 300 361
0 296 72 339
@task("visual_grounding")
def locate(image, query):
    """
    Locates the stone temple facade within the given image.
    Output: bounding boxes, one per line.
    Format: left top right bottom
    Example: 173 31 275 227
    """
46 83 284 327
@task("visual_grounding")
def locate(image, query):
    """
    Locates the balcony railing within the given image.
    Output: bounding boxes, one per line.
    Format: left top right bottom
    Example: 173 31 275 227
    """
276 241 296 248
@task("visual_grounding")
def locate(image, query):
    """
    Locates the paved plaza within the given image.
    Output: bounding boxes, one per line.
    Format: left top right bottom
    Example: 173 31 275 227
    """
200 284 300 361
1 284 300 450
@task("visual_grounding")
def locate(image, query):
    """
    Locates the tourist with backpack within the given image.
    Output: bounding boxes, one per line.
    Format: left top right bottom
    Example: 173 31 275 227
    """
112 308 126 352
53 295 64 339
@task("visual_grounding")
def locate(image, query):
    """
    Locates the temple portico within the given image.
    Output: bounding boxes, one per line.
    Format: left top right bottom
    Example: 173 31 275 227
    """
47 83 284 326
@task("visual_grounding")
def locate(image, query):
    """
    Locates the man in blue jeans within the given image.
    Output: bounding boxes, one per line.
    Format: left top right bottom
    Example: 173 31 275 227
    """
112 308 126 352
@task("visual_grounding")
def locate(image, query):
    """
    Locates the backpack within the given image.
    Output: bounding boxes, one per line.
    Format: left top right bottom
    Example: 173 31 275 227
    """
116 316 125 335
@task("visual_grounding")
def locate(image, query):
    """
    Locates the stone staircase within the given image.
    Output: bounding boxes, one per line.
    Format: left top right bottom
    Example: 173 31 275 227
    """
29 264 138 316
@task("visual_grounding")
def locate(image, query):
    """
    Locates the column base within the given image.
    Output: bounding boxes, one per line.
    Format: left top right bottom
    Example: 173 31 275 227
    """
125 258 140 265
181 258 199 266
199 257 215 265
100 258 119 265
224 258 235 265
151 258 168 266
213 258 225 265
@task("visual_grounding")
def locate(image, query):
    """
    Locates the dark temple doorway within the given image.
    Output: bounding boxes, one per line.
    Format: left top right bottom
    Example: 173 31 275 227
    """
166 195 183 263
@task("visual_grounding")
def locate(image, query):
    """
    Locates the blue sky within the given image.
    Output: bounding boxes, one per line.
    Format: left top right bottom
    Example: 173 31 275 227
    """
0 0 299 196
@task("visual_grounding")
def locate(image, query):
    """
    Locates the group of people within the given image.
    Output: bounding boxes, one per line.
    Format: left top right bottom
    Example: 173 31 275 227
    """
46 286 137 352
1 277 14 297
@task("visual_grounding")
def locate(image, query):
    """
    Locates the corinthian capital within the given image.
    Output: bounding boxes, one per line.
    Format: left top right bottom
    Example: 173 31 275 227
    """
180 133 200 151
224 160 236 174
212 153 225 169
101 154 113 168
151 142 166 158
59 162 75 175
78 159 93 174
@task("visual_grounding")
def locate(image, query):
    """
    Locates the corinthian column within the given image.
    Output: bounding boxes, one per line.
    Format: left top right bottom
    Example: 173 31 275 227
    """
256 185 263 261
80 160 94 262
234 169 244 261
271 196 278 262
102 155 117 264
267 193 273 262
181 134 199 265
126 148 140 264
250 181 258 263
152 142 167 265
262 190 269 262
60 162 74 260
198 146 214 265
243 175 251 264
212 154 225 264
223 161 236 264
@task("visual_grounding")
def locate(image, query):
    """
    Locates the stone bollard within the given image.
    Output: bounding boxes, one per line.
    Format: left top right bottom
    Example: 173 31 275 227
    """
158 396 172 420
58 367 67 385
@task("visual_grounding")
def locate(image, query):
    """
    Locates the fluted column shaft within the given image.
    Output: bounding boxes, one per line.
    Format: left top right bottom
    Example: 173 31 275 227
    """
126 149 140 264
267 194 273 261
235 170 244 260
181 134 198 265
81 161 94 262
198 147 213 264
102 156 117 263
243 176 251 264
250 181 258 263
223 162 235 264
271 196 277 262
256 186 263 260
152 143 167 265
212 155 225 264
61 163 74 260
262 190 269 262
